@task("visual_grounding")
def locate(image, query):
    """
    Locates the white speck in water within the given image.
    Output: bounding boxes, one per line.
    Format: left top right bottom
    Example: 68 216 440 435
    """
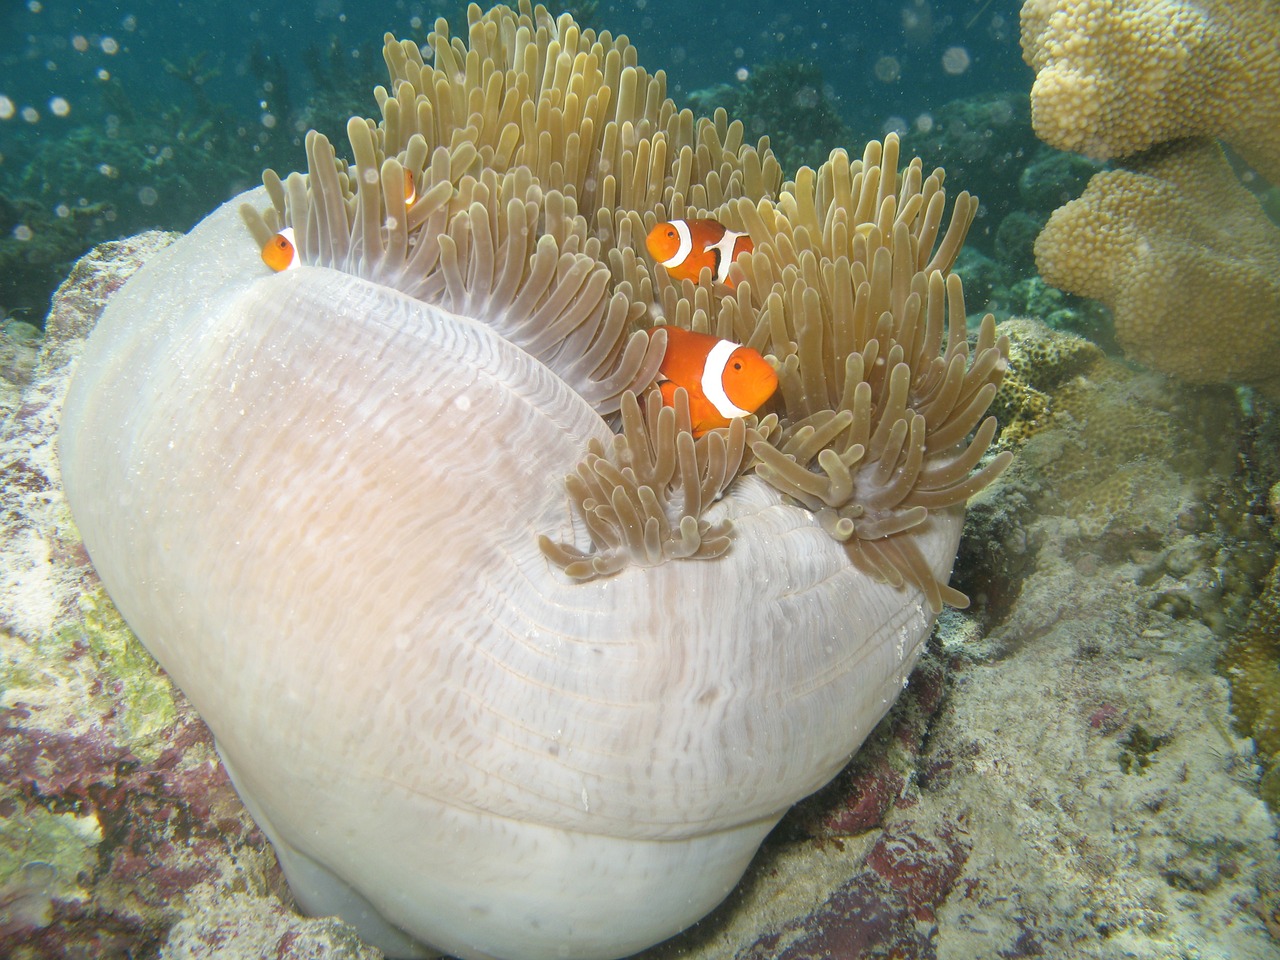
941 46 971 75
454 395 471 412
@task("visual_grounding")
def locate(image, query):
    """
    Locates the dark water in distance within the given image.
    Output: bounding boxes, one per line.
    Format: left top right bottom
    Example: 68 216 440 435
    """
0 0 1030 320
1 0 1027 158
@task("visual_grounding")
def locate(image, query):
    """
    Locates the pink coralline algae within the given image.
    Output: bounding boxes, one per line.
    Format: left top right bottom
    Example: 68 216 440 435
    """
742 818 972 959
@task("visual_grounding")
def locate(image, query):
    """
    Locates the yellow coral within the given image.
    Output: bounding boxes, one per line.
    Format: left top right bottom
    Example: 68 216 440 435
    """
1033 138 1280 397
1020 0 1280 181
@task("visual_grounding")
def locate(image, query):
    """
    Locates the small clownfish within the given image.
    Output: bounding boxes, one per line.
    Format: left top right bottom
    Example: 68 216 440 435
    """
263 170 415 273
261 226 300 272
654 325 778 437
646 218 753 287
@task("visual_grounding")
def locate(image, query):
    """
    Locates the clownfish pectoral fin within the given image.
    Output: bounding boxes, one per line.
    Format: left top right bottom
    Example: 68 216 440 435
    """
261 226 300 272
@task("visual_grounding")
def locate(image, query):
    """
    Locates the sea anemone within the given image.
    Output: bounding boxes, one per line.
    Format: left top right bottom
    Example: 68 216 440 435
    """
58 4 1009 959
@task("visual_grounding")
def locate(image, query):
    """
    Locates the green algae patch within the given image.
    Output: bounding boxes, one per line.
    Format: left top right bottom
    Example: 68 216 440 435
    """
0 804 101 917
72 589 178 761
8 588 182 764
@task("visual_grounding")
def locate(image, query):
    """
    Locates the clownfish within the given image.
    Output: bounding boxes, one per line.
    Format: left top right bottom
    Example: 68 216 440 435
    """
261 226 300 272
262 170 417 273
654 325 778 437
646 218 753 287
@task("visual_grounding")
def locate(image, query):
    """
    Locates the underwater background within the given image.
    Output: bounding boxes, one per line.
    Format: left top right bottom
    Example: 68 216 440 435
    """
3 0 1280 958
1 0 1041 326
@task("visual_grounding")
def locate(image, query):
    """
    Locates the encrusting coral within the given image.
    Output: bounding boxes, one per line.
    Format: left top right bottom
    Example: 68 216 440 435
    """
241 5 1010 612
63 4 1011 959
1034 137 1280 398
1020 0 1280 182
1225 555 1280 808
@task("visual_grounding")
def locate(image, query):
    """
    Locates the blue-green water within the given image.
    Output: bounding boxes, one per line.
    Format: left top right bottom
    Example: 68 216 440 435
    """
0 0 1029 322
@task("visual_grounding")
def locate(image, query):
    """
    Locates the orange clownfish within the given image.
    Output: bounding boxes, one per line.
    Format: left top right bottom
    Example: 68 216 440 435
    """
261 226 300 272
654 325 778 437
646 218 753 287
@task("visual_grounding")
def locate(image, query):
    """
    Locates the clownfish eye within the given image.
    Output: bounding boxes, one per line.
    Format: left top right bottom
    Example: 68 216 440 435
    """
733 361 742 370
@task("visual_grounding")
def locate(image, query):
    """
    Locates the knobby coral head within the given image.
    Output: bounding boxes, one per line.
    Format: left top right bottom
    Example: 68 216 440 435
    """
60 3 1011 959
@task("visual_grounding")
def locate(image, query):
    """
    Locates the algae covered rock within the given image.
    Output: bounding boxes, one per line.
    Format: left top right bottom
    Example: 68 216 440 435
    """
0 235 374 960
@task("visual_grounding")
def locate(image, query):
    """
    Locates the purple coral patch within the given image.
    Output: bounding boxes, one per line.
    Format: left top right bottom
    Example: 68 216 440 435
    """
0 708 271 955
864 819 972 923
741 818 971 957
741 870 932 959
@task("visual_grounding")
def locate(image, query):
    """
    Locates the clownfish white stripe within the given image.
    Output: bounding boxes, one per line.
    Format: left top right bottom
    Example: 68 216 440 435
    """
659 219 693 269
701 339 754 419
708 228 747 283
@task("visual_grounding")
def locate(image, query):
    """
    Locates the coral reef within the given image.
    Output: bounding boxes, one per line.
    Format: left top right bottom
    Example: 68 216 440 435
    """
1020 0 1280 182
1034 138 1280 397
984 316 1102 449
8 188 1280 960
5 1 1276 957
1222 435 1280 809
1020 0 1280 395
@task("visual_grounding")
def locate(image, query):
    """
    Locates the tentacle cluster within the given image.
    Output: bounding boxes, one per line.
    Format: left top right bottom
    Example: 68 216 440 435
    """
729 137 1013 610
539 380 779 578
242 1 1010 608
